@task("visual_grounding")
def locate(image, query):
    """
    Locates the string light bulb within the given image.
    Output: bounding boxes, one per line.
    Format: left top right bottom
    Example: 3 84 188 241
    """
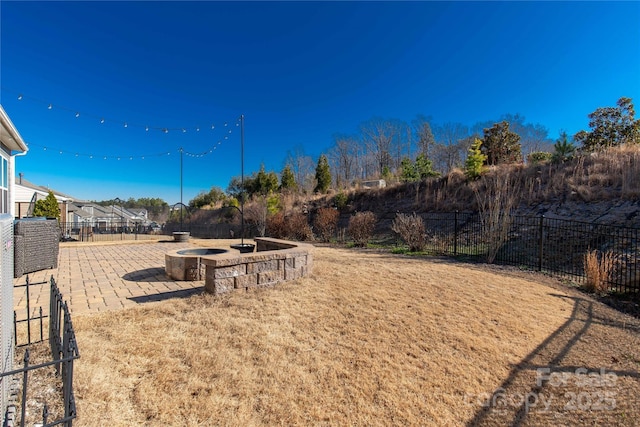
100 118 105 124
145 126 149 132
75 112 80 118
124 122 128 128
17 94 23 100
47 104 52 110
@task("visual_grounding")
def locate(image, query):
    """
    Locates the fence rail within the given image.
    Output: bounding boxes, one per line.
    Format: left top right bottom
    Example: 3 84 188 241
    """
59 221 163 242
413 212 639 294
4 276 79 427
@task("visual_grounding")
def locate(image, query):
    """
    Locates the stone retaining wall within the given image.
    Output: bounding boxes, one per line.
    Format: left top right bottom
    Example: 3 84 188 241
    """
201 238 313 295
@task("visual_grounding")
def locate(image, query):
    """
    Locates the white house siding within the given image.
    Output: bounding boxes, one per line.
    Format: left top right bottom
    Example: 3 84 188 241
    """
0 106 28 418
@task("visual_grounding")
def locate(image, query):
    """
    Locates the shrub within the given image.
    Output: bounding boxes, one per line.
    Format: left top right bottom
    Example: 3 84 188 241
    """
288 213 314 241
314 208 340 242
391 213 426 252
266 212 288 239
527 151 552 164
266 212 313 241
33 191 61 219
583 250 617 295
347 211 377 247
334 191 349 211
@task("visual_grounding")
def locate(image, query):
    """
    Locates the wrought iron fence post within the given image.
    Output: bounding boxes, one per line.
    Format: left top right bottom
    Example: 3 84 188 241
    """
538 215 544 272
43 404 48 426
25 275 31 345
20 349 29 427
14 311 17 347
454 210 459 256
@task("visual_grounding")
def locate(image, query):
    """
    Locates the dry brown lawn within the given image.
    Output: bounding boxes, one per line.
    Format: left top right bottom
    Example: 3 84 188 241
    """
68 245 639 426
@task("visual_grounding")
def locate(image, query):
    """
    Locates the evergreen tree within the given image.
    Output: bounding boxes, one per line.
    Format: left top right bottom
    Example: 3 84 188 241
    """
400 154 438 200
280 164 297 191
481 121 522 165
33 191 61 219
574 97 640 151
253 164 279 195
314 154 331 193
552 131 576 163
465 138 487 180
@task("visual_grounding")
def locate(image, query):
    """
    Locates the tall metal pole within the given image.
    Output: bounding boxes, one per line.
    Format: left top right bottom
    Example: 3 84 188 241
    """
240 115 245 246
180 147 184 232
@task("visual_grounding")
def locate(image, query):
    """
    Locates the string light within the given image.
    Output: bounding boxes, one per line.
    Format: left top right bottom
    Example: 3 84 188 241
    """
6 89 236 136
7 89 241 162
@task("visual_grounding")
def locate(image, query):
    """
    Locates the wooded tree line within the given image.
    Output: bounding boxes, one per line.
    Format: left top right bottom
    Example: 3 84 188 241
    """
283 113 553 193
185 97 640 207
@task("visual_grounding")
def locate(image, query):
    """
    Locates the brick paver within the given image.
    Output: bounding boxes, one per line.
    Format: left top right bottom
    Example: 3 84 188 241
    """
13 241 203 317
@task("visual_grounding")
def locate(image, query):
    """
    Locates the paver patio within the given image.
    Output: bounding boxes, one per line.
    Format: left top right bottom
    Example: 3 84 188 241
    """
13 240 205 317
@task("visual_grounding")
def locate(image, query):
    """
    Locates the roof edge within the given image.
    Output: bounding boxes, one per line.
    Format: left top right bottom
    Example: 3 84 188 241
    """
0 104 29 153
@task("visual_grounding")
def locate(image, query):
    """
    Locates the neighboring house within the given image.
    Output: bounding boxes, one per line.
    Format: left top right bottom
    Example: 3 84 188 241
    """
67 201 150 234
14 175 73 222
0 105 28 417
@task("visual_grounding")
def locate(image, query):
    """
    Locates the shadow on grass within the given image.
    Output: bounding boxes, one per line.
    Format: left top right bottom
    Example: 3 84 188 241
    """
127 286 203 304
466 294 639 426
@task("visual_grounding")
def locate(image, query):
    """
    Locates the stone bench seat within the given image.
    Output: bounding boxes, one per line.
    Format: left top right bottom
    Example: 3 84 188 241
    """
201 237 313 294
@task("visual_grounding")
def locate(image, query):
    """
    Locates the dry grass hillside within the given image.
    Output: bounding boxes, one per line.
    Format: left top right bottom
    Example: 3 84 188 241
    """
335 144 640 228
175 145 640 234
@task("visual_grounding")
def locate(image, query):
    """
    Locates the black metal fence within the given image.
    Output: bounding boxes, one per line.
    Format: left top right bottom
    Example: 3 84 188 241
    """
412 212 639 294
59 221 162 242
4 276 79 427
162 221 258 239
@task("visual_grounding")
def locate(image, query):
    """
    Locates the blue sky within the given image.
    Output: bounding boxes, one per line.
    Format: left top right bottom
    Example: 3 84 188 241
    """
1 1 639 205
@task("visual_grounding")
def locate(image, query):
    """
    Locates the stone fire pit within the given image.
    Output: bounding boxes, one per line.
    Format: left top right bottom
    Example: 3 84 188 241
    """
165 237 313 294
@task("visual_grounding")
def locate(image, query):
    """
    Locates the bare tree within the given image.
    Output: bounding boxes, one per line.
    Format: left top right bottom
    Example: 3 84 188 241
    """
412 114 436 158
360 117 404 177
431 122 471 174
285 146 315 193
327 134 358 188
474 172 521 263
498 113 552 155
244 196 268 237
